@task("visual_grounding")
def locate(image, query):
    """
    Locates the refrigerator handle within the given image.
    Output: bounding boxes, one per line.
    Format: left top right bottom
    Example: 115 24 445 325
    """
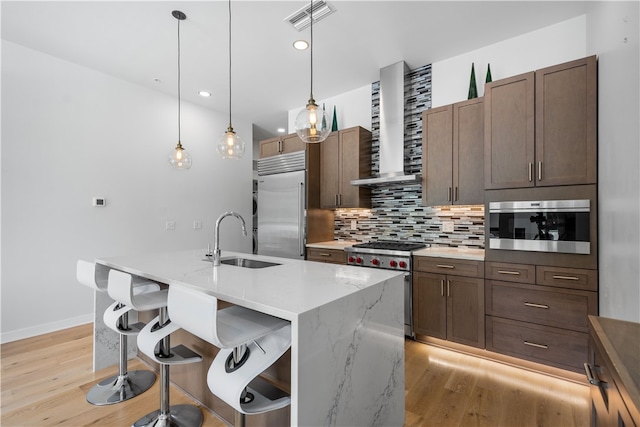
299 182 305 257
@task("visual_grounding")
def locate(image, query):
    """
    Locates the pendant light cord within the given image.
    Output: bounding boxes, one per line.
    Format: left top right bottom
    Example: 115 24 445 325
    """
309 0 314 100
228 0 232 129
177 16 182 143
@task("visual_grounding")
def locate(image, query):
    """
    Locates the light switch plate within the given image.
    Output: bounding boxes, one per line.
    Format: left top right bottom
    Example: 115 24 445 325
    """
166 220 176 231
442 221 454 233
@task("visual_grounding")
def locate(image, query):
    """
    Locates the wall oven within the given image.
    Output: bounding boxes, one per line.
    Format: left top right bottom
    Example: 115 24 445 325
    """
489 199 590 254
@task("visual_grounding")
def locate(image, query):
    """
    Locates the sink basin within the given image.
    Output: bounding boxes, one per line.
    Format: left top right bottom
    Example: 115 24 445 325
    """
219 257 280 269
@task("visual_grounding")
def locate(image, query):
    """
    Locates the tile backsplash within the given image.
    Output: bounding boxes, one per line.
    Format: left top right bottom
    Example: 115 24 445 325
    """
332 63 485 248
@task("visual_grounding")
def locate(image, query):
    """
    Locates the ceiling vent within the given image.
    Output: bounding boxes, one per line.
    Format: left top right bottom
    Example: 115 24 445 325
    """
284 0 336 31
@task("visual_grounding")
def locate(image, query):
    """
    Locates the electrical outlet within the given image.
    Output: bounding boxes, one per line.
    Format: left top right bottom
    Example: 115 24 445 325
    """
350 220 357 230
193 220 202 230
166 220 176 231
442 221 454 233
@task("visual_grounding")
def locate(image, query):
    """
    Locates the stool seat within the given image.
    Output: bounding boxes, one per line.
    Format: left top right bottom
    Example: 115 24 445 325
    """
107 269 168 312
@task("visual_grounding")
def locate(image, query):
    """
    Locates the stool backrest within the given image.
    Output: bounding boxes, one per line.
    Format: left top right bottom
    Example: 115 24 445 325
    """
77 260 108 292
168 284 224 348
107 269 136 307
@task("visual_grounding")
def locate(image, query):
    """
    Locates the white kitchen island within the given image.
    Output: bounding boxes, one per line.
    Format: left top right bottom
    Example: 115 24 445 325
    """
95 249 405 427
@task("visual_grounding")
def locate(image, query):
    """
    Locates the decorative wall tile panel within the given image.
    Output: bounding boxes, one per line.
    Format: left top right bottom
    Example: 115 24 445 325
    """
333 63 485 248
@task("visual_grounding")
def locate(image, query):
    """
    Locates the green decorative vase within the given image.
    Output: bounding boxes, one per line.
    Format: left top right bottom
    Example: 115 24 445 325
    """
468 63 478 99
486 63 492 83
331 106 338 132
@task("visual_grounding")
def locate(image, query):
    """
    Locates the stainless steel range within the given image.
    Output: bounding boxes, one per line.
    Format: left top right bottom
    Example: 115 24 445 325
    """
345 241 428 337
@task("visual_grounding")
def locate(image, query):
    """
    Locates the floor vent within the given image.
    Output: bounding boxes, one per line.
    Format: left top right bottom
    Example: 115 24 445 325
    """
284 0 335 31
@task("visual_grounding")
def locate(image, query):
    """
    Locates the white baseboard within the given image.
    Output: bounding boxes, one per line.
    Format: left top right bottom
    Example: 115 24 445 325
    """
0 314 93 344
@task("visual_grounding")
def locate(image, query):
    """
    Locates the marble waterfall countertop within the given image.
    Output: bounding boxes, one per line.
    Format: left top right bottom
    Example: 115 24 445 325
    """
95 249 406 427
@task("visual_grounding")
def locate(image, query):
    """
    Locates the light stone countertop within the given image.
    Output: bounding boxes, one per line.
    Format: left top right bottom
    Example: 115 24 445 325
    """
306 240 359 250
413 246 485 261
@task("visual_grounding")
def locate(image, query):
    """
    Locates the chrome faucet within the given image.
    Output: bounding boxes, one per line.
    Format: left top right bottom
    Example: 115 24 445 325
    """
213 211 247 266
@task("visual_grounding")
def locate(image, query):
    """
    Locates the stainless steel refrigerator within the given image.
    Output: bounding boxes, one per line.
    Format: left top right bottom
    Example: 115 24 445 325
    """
257 151 307 259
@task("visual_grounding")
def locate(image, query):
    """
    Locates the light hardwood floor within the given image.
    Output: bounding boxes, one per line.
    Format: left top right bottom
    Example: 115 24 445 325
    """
1 324 590 426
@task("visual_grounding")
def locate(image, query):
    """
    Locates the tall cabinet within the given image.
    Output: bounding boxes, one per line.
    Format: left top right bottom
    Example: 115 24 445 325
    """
485 55 597 189
422 97 484 205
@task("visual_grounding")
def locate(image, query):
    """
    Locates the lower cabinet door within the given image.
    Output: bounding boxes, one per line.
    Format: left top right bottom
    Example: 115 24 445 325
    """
413 272 447 339
448 276 485 348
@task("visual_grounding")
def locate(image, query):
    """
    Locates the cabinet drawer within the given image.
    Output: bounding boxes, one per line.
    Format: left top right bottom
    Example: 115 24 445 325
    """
485 262 535 284
306 248 345 264
536 265 598 291
486 280 597 332
486 316 588 372
413 256 484 278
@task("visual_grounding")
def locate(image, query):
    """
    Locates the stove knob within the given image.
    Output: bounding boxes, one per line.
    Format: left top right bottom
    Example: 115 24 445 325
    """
399 261 407 269
389 260 398 268
348 256 355 263
371 258 380 266
356 257 363 264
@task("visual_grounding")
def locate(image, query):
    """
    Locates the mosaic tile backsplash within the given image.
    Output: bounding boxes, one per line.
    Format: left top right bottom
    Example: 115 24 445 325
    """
333 64 485 249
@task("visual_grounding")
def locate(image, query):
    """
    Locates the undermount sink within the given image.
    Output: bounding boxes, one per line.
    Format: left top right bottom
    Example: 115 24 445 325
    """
218 257 280 269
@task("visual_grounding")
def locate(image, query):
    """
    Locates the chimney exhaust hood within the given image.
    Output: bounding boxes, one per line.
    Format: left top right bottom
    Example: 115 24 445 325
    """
351 61 421 187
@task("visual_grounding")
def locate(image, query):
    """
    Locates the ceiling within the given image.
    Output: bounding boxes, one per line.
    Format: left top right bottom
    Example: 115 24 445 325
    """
1 1 590 139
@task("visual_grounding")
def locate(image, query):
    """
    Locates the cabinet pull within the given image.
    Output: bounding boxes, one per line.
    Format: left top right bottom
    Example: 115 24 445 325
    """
448 187 452 202
455 186 459 202
584 363 602 386
319 253 331 257
538 161 542 181
528 162 533 182
524 302 549 309
437 264 455 269
497 270 520 275
441 279 445 297
552 275 580 281
447 280 450 297
278 140 283 153
338 194 342 206
335 194 339 206
524 341 548 349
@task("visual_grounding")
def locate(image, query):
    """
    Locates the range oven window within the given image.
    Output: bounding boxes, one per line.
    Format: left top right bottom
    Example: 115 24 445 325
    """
489 200 590 254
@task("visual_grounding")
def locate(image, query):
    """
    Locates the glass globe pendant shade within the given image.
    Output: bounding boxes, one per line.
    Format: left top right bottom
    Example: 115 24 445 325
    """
168 141 192 170
217 126 245 159
295 99 330 143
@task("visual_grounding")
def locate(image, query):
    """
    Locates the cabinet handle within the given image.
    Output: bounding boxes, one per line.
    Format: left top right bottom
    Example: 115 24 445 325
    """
523 341 548 349
584 363 602 386
552 275 580 281
455 186 459 202
497 270 520 275
447 280 451 297
335 194 339 206
448 187 452 202
441 279 445 297
538 161 542 181
319 253 331 257
437 264 455 269
524 302 549 309
338 194 342 206
528 162 533 182
278 140 283 153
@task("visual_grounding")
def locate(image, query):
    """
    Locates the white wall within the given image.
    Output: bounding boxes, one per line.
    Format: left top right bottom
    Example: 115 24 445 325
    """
1 41 253 342
587 1 640 323
432 15 587 107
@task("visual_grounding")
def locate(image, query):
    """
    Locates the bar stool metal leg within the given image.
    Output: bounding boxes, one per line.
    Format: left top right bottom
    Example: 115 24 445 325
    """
86 309 156 405
133 307 203 427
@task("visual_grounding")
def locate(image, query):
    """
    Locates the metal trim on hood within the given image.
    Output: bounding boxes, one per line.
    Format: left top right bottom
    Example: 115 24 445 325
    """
351 61 421 187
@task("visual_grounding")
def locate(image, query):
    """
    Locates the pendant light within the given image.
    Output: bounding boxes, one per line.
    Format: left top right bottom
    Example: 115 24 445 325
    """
167 10 193 170
294 0 330 143
216 0 245 159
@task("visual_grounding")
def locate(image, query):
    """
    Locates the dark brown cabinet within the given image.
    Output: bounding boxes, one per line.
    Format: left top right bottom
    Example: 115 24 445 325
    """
413 257 485 348
259 133 306 158
306 247 345 264
485 261 598 373
485 56 597 189
320 126 371 209
422 98 484 206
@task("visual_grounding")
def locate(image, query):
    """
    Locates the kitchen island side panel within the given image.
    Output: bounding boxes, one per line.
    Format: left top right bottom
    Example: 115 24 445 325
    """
292 274 405 427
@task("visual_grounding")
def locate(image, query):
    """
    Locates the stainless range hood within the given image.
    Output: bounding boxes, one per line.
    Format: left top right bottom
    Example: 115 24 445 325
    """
351 61 421 187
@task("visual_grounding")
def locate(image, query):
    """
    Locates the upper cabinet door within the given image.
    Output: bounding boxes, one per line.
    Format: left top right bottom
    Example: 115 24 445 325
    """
422 105 453 206
320 132 340 208
484 72 536 190
453 98 484 205
259 136 282 158
535 56 597 186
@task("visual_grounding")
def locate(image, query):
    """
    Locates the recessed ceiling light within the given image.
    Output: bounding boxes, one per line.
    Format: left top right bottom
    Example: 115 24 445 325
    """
293 40 309 50
199 91 212 97
277 128 286 133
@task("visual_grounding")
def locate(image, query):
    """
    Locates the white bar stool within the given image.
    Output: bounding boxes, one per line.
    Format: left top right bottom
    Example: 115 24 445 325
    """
167 283 292 427
107 269 204 427
76 260 158 405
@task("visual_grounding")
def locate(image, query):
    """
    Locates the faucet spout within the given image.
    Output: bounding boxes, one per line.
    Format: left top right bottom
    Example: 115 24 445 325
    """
213 211 247 266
